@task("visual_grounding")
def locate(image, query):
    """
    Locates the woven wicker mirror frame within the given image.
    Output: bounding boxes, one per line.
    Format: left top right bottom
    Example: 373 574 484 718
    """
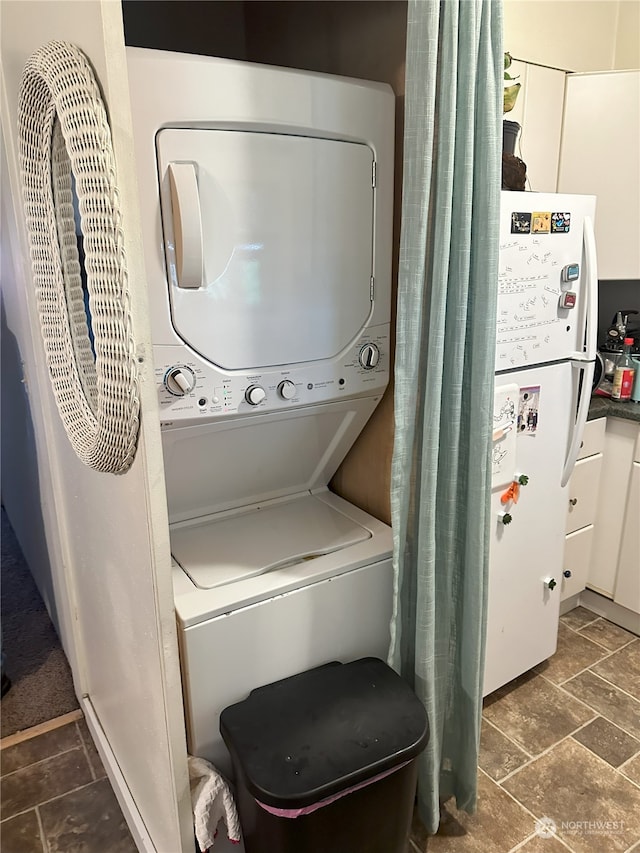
18 41 139 474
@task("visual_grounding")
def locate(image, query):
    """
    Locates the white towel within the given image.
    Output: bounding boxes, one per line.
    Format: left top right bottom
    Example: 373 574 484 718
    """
188 755 242 851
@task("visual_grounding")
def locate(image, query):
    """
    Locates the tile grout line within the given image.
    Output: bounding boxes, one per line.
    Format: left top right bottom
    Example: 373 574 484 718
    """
74 720 97 782
494 713 599 785
507 828 576 853
620 748 640 773
478 766 555 842
0 745 86 781
498 718 640 794
541 635 634 685
1 778 100 824
565 612 638 649
563 666 640 704
499 733 640 824
617 753 640 792
561 613 604 633
491 744 640 853
34 805 50 853
536 670 640 741
482 715 535 760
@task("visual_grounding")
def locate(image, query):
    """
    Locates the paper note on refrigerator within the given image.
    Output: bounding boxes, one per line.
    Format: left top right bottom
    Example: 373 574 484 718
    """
492 383 519 488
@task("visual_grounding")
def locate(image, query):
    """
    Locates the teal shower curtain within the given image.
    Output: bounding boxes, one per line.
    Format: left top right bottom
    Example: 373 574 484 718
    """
389 0 502 835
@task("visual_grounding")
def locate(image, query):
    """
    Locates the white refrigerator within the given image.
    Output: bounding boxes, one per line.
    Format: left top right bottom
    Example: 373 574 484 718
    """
483 191 597 697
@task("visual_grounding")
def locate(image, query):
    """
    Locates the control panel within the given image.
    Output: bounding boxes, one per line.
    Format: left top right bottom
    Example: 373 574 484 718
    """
155 324 389 427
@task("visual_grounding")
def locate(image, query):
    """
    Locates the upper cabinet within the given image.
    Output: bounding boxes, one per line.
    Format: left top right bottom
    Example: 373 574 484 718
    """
558 71 640 280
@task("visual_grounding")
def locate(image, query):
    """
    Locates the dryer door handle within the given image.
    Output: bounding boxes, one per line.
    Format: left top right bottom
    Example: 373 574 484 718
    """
168 162 203 289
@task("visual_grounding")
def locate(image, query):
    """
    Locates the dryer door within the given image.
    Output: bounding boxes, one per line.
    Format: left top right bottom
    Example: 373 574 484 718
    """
156 129 374 370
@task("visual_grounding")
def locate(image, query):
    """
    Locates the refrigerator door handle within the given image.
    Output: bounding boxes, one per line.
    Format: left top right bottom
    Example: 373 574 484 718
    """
570 215 598 363
561 359 595 487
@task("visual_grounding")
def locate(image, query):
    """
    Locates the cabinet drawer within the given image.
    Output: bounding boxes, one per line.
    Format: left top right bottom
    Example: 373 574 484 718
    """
566 454 602 534
579 418 606 460
562 525 594 601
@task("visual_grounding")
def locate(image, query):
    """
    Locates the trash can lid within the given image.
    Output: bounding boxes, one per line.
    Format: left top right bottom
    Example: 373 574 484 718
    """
219 657 429 809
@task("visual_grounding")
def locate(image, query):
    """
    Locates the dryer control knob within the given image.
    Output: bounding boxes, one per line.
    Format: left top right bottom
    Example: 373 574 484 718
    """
165 367 195 396
278 380 296 400
359 343 380 370
245 385 266 406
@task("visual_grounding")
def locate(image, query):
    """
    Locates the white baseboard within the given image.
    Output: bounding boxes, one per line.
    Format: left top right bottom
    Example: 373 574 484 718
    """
560 593 582 616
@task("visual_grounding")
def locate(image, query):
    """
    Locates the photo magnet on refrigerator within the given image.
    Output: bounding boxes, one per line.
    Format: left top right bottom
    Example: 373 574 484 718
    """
551 212 571 233
532 212 551 234
518 386 540 435
510 212 531 234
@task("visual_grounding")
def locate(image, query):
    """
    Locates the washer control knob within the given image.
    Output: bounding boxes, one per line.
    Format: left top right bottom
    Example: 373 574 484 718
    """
165 366 196 396
359 343 380 370
278 380 296 400
245 385 266 406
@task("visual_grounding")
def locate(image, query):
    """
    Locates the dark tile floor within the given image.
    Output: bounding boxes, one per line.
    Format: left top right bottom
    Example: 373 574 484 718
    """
410 607 640 853
0 714 136 853
2 607 638 853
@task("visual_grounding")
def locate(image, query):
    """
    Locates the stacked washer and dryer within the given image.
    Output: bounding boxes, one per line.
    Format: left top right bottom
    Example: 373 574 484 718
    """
127 48 395 775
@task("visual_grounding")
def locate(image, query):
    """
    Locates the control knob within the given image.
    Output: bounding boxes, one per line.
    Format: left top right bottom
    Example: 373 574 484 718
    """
245 385 266 406
165 366 196 396
278 380 296 400
359 343 380 370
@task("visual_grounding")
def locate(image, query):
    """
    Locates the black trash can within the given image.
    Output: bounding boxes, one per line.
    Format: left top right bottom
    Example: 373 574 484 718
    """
220 657 429 853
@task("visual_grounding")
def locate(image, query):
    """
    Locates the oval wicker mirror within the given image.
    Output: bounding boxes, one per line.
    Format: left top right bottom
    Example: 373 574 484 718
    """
18 41 139 474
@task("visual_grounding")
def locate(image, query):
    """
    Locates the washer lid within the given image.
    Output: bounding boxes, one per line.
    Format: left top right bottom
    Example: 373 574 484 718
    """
171 494 372 590
157 129 375 370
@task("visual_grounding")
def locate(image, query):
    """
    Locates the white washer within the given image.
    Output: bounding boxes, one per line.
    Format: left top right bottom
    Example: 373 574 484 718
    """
127 48 395 773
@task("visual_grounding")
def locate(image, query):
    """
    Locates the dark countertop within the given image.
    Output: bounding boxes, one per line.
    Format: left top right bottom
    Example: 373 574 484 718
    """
589 395 640 423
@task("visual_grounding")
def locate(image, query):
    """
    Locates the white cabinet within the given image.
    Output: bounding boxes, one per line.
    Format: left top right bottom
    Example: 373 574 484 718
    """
561 418 605 601
565 455 603 535
558 71 640 279
613 458 640 614
588 417 640 611
508 60 566 193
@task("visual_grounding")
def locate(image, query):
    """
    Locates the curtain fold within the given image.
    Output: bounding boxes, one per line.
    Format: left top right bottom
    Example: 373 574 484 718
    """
389 0 502 834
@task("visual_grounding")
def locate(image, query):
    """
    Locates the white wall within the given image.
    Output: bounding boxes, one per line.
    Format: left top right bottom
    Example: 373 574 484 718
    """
0 2 192 850
504 0 639 72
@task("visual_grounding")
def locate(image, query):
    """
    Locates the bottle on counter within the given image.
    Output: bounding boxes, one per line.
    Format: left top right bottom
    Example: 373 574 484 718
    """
611 337 636 402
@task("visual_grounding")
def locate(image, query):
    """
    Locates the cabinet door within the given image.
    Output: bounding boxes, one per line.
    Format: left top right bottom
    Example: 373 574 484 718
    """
614 462 640 615
566 455 602 535
588 419 639 598
563 525 594 601
577 418 606 461
558 71 640 279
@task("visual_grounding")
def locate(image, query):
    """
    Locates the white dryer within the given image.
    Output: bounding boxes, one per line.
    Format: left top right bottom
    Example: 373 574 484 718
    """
127 48 395 774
